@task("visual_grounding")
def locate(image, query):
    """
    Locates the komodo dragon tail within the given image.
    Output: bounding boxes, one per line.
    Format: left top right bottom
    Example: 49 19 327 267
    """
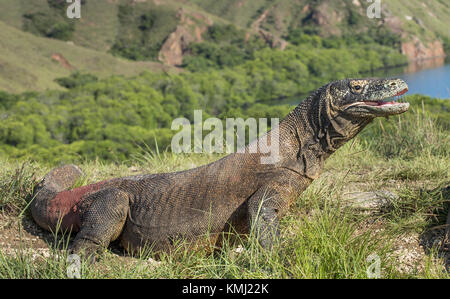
30 165 84 231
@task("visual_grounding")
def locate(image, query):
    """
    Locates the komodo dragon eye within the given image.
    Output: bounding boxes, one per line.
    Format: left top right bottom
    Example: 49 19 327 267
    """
350 80 367 93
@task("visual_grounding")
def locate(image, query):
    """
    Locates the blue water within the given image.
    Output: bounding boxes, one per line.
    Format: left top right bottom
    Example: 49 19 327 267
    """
374 60 450 99
398 64 450 99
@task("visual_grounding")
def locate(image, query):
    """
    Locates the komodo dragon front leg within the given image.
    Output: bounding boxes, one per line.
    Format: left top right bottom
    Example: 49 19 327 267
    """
247 175 304 249
247 187 281 250
70 188 129 256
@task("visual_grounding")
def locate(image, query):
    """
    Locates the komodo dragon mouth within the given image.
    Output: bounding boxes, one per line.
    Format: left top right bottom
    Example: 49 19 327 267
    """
361 88 408 106
344 79 410 117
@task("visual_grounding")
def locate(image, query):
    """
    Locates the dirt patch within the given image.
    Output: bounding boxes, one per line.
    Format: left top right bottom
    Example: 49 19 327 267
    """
390 233 426 273
51 53 74 70
0 213 130 260
0 214 51 255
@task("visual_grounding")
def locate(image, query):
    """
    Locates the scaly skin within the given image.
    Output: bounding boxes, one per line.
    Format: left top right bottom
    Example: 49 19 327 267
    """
30 78 409 256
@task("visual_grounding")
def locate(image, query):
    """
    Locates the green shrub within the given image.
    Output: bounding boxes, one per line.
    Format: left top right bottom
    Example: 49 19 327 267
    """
110 4 178 61
55 72 98 89
22 0 81 42
182 24 266 71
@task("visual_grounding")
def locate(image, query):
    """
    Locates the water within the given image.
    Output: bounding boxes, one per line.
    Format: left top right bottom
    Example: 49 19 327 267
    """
399 66 450 98
374 58 450 99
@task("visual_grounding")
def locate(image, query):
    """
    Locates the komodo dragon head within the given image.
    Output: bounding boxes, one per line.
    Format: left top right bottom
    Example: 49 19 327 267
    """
289 78 409 179
317 78 409 144
299 77 410 140
333 78 409 118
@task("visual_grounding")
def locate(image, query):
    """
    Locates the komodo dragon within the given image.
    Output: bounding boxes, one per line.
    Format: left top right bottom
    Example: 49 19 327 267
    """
30 78 409 256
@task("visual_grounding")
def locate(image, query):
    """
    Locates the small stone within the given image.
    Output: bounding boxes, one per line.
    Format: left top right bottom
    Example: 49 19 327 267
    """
343 190 398 212
147 257 162 267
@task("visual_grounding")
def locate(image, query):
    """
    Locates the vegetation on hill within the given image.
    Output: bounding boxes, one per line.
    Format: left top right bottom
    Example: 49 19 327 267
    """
183 23 407 72
1 0 449 62
21 0 87 41
185 0 450 41
181 24 268 71
110 3 179 61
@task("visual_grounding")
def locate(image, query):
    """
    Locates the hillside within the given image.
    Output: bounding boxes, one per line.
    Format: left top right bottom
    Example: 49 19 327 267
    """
0 0 448 93
0 0 120 52
186 0 450 39
188 0 450 60
0 0 448 71
0 20 173 93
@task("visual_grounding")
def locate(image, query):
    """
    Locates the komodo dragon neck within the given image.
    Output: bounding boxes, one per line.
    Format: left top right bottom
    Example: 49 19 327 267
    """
270 84 372 180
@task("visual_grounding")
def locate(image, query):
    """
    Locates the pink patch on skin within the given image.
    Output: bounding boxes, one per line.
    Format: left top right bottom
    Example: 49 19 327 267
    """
47 180 111 232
